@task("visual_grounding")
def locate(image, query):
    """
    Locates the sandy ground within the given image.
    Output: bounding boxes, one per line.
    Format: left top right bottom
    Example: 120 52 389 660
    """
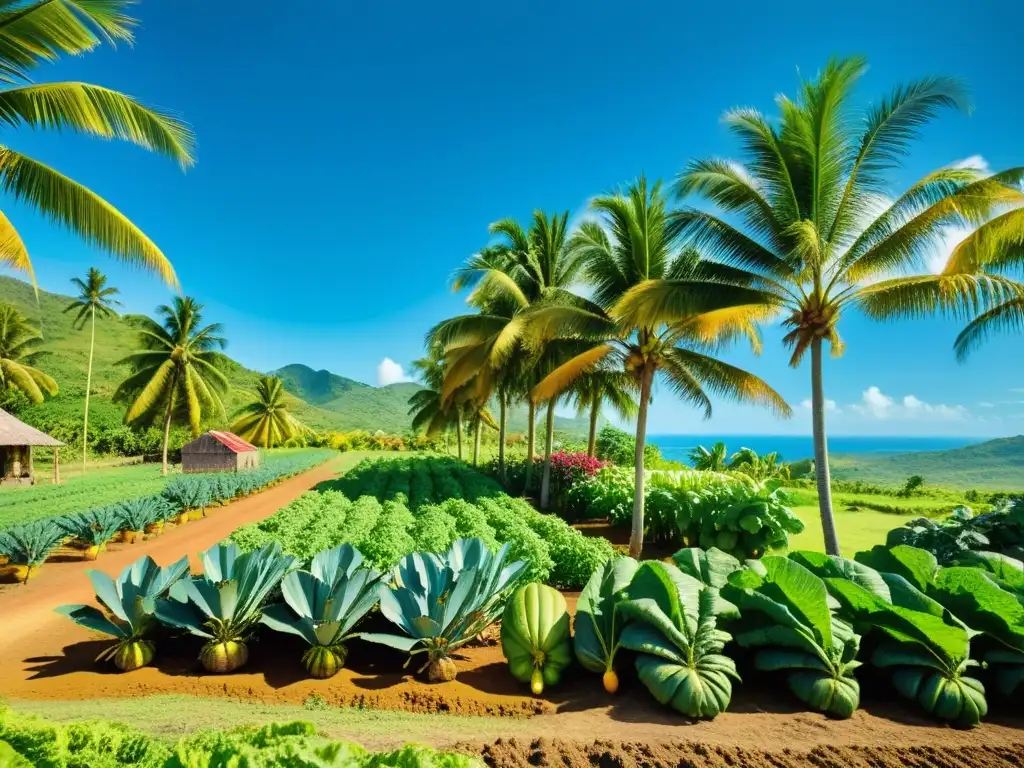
1 457 1022 764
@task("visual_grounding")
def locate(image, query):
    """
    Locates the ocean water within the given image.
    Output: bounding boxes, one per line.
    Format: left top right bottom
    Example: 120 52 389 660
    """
648 434 984 465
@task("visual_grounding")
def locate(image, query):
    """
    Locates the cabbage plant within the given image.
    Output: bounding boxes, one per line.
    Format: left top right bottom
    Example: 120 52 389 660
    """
260 544 384 678
720 556 862 718
155 542 296 673
363 538 526 682
56 508 121 558
617 561 739 718
792 550 986 727
0 522 65 582
55 555 190 671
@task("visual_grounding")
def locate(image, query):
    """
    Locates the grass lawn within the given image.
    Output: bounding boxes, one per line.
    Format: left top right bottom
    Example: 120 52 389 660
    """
786 504 914 556
5 695 528 751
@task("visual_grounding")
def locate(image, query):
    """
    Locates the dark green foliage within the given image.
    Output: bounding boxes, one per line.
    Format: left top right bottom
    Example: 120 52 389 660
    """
0 521 66 567
882 500 1024 566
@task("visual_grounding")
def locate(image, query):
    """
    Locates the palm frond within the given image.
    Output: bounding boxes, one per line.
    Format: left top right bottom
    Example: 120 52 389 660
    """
0 82 194 166
667 347 792 418
124 358 175 423
943 207 1024 275
0 147 179 287
953 296 1024 361
855 273 1023 322
531 344 616 404
0 207 31 282
610 278 780 331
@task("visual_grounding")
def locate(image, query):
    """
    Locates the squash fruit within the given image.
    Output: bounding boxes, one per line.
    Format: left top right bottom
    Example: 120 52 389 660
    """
501 583 571 695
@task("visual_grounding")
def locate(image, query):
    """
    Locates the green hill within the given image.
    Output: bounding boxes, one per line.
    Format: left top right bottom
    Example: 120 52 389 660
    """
831 435 1024 490
0 276 590 441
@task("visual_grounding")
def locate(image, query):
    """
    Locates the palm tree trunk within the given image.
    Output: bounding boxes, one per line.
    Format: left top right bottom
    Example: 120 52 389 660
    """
539 401 555 509
473 416 482 466
587 396 599 458
456 412 464 460
524 401 537 492
82 305 96 473
498 388 507 483
811 338 840 556
161 393 175 477
629 367 654 558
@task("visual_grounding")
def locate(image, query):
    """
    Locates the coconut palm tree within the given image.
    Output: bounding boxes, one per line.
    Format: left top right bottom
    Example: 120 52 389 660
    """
632 56 1024 555
0 303 56 403
530 176 791 557
114 297 229 475
429 211 585 493
408 350 462 454
567 367 638 458
0 1 195 287
63 268 119 471
231 376 308 448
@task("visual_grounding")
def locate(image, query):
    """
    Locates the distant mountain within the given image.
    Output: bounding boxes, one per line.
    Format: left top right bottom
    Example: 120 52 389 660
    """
273 363 368 405
0 276 590 438
831 435 1024 490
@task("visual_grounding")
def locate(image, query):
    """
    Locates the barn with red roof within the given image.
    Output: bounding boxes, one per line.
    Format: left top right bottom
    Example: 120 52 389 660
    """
180 430 260 474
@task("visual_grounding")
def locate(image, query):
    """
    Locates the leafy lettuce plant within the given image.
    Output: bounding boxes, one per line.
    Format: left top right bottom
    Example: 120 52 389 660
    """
363 538 526 682
55 555 190 671
720 556 862 718
261 544 384 678
573 556 639 692
792 550 986 727
618 561 739 718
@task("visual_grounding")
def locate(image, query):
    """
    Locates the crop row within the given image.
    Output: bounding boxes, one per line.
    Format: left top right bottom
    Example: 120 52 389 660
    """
54 530 1024 731
0 450 334 583
329 455 503 510
229 486 613 589
0 708 480 768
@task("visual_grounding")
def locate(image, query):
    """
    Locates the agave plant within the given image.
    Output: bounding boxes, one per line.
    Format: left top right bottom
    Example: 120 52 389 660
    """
260 544 385 678
56 508 122 559
114 497 168 542
573 556 639 692
163 476 214 522
155 542 297 673
55 555 190 671
720 556 862 718
0 522 66 582
615 561 740 718
363 538 526 682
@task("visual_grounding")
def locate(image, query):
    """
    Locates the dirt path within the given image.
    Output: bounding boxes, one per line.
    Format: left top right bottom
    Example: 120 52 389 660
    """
0 456 344 652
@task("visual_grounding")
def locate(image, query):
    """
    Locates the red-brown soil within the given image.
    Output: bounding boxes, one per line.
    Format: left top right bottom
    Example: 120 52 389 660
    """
1 463 1022 765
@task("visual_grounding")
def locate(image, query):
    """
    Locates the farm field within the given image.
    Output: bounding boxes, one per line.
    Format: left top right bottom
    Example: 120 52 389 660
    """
2 453 1024 767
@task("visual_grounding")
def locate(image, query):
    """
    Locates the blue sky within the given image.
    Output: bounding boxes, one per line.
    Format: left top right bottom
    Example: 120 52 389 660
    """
4 0 1023 437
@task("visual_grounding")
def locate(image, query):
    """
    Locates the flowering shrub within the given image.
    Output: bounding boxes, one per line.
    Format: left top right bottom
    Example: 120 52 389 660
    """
491 451 607 511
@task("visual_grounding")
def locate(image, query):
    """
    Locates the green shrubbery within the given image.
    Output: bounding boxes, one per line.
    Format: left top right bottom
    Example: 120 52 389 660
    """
230 457 613 588
565 465 804 558
0 707 482 767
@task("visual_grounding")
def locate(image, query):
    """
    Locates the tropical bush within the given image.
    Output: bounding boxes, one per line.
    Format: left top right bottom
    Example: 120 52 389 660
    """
363 538 526 681
573 556 640 692
0 522 66 582
565 465 804 556
883 500 1024 565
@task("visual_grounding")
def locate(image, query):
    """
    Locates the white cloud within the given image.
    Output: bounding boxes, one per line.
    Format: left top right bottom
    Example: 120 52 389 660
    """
847 386 969 421
1010 388 1024 394
977 401 996 408
376 358 411 386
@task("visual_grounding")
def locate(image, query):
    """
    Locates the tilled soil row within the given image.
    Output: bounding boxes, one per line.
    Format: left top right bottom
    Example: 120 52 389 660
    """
469 738 1024 768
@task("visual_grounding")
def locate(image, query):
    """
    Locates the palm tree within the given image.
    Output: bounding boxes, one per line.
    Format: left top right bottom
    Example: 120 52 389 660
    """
640 56 1024 555
408 350 462 454
63 268 119 471
115 297 229 475
0 303 56 402
429 211 585 492
567 367 638 458
689 441 728 471
231 376 308 448
530 177 791 557
0 1 195 287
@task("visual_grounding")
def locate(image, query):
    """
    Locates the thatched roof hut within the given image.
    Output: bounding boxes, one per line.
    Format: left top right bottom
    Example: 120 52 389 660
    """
181 430 260 474
0 408 64 484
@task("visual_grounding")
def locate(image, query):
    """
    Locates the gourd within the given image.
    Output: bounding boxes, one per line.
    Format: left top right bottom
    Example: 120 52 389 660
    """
501 583 571 695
